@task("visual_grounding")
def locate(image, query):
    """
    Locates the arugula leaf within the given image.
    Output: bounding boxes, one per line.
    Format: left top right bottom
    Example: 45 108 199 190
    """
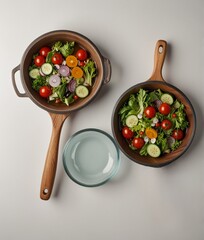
139 143 148 156
156 132 168 152
171 140 182 151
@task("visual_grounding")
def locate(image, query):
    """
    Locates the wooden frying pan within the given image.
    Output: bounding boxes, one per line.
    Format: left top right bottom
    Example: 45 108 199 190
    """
12 30 111 200
112 40 196 167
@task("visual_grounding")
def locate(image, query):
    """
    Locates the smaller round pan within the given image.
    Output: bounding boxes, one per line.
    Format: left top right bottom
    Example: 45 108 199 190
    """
112 40 196 167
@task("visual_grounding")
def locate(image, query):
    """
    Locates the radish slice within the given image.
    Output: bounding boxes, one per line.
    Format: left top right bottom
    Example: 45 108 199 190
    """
39 68 45 76
49 75 61 87
54 64 60 70
68 79 76 92
59 65 70 76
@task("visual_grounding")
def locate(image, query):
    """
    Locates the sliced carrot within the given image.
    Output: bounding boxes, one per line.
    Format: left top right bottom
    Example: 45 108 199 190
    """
71 66 83 78
66 55 78 68
145 127 158 139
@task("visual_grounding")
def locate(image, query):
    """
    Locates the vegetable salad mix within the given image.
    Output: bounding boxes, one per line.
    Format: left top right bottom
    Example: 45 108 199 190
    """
119 89 189 158
29 41 97 105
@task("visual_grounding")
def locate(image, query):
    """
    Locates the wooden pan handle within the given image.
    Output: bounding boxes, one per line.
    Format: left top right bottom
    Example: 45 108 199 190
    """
40 113 69 200
148 40 167 82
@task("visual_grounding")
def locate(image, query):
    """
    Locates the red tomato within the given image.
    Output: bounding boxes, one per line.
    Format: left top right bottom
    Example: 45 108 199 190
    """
73 95 79 100
39 86 52 98
132 137 145 149
172 129 184 140
79 61 85 67
76 49 87 61
139 131 144 136
155 122 161 127
52 53 63 65
144 106 156 118
161 119 172 130
40 47 51 57
122 127 134 139
34 55 45 67
172 113 177 118
159 103 171 115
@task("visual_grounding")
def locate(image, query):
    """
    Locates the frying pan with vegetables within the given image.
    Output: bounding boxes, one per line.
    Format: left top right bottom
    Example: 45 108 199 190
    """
112 40 196 167
12 30 111 200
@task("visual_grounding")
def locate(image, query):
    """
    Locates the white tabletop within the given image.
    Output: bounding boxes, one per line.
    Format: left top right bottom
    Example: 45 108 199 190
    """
0 0 204 240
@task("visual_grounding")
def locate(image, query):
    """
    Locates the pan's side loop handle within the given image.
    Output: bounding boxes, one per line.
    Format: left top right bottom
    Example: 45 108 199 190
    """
12 65 27 97
40 113 69 200
103 57 112 84
148 40 167 82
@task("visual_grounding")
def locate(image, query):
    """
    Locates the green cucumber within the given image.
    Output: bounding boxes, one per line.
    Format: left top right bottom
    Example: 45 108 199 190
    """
75 85 89 98
161 93 174 105
29 68 40 79
125 115 138 128
41 63 53 75
147 144 161 158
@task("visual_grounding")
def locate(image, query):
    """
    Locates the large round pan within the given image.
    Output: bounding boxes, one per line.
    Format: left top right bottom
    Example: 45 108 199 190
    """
112 40 196 167
12 30 111 200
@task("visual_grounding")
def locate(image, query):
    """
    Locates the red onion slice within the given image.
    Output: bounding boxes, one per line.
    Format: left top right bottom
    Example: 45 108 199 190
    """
49 75 61 87
59 65 70 77
167 136 175 148
154 99 162 109
68 79 76 92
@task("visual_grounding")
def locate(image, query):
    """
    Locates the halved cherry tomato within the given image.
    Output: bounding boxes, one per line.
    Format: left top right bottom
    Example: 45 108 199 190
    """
76 49 88 61
39 47 51 57
159 103 171 115
132 137 145 149
161 119 172 130
122 127 134 139
52 53 63 65
172 129 184 140
39 86 52 98
144 106 156 118
145 127 158 139
72 66 83 78
66 55 78 67
34 55 45 67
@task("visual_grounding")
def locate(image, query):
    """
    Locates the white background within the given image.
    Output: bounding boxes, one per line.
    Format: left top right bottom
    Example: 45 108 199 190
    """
0 0 204 239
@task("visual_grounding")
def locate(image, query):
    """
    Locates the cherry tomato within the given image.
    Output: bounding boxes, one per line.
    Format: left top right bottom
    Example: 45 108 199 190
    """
144 106 156 118
73 95 79 100
122 127 134 139
52 53 63 65
159 103 171 115
161 119 172 130
172 129 184 140
139 131 144 136
155 122 161 127
39 47 51 57
79 61 85 67
39 86 52 98
132 137 145 149
76 49 88 61
172 113 177 118
34 55 45 67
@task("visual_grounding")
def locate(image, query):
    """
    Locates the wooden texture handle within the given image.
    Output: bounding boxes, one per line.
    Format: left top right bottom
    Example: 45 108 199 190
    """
148 40 167 82
40 112 69 200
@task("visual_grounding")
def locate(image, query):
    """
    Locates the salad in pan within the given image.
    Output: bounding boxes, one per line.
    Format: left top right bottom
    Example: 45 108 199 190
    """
119 89 189 157
29 41 97 106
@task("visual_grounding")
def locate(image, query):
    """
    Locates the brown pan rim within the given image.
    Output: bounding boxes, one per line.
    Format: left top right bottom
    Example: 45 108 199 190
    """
111 80 196 167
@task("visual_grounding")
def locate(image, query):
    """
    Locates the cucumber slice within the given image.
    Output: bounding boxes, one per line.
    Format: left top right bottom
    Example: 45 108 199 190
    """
125 115 138 127
161 93 174 105
147 144 161 158
41 63 53 75
29 68 40 79
75 85 89 98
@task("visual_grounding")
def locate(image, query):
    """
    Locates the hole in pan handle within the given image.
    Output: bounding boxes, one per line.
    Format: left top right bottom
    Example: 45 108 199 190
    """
12 65 28 97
